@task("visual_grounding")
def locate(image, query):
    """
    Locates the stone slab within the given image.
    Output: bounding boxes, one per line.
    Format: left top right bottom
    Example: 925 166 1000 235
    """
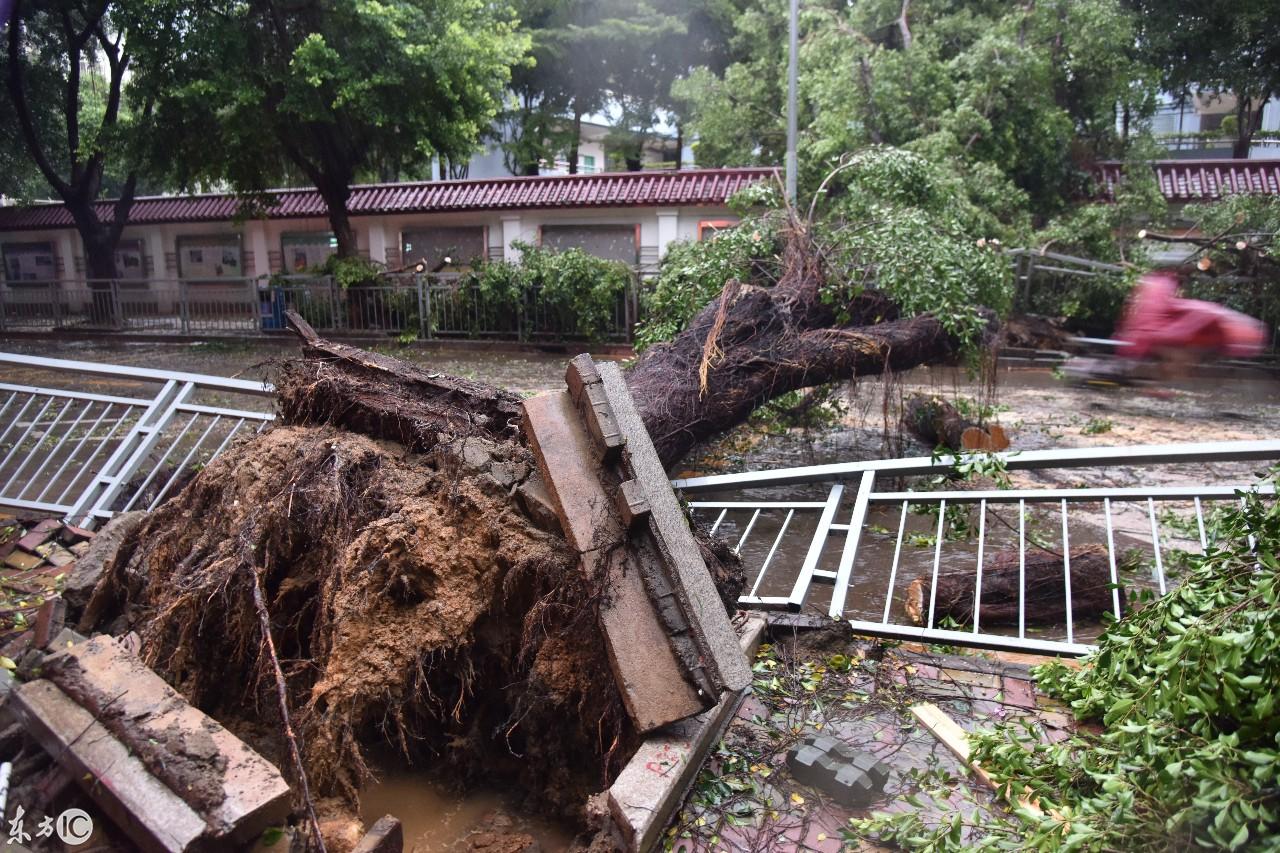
42 635 291 844
598 363 753 694
353 815 404 853
607 616 766 853
522 391 705 732
13 679 208 853
4 550 43 571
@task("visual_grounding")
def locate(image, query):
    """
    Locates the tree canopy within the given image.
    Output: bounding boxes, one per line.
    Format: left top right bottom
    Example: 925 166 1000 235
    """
1128 0 1280 158
2 0 156 279
675 0 1156 223
134 0 529 258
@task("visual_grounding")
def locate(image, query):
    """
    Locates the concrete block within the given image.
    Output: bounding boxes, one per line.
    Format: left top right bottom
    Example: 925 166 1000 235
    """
515 473 561 534
13 679 208 853
598 363 752 694
523 391 706 732
353 815 404 853
786 735 889 806
607 616 766 853
613 480 651 529
64 510 146 618
42 635 291 845
576 382 625 462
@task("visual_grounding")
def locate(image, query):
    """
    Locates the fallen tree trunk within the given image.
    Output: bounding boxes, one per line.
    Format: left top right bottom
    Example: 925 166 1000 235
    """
904 544 1121 627
76 221 996 845
901 393 1009 452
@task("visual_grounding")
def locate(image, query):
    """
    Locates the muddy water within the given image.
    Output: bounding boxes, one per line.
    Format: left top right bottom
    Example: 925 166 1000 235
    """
360 772 573 852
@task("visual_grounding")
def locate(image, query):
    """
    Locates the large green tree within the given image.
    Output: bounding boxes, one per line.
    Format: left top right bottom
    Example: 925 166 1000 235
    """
676 0 1155 222
2 0 154 280
1127 0 1280 158
136 0 529 259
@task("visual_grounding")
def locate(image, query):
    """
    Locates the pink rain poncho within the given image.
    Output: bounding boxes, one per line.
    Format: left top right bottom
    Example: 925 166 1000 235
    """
1116 272 1267 360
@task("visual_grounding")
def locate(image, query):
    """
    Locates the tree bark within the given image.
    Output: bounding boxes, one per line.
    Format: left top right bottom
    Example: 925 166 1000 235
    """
626 224 987 466
904 544 1120 627
567 108 583 174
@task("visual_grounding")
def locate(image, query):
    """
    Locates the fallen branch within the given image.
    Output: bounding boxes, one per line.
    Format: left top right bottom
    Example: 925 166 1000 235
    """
249 559 327 853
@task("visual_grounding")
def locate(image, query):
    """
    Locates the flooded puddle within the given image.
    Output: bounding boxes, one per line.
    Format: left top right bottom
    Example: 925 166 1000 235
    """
360 772 573 852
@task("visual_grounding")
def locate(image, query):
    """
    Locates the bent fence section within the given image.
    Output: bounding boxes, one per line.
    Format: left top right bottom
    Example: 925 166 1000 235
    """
0 274 638 343
675 440 1280 656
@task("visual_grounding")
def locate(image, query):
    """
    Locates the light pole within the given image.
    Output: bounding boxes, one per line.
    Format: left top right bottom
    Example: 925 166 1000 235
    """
785 0 798 204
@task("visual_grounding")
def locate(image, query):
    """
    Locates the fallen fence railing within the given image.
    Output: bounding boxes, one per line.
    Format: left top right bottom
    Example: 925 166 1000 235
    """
674 439 1280 656
0 352 274 527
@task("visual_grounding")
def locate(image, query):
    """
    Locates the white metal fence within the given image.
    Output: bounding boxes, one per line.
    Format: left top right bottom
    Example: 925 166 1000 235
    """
0 352 274 527
674 440 1280 656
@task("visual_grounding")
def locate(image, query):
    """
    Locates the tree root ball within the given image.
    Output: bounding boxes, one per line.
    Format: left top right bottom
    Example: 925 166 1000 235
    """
81 423 637 822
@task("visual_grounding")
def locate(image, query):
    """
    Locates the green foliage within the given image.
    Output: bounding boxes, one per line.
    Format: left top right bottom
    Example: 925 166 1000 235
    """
818 148 1014 345
747 384 848 435
317 255 382 290
851 476 1280 850
678 0 1154 222
634 214 783 351
1180 194 1280 339
136 0 529 255
465 243 633 341
1081 416 1113 435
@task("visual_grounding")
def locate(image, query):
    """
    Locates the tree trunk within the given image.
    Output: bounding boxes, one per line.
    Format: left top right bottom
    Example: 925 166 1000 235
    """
627 225 988 466
1233 96 1268 159
567 108 583 175
318 183 358 260
901 393 1009 452
675 124 683 169
904 544 1120 628
66 201 121 327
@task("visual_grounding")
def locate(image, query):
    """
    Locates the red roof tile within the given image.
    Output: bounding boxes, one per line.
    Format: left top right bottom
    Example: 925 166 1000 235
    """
1094 159 1280 202
0 168 776 232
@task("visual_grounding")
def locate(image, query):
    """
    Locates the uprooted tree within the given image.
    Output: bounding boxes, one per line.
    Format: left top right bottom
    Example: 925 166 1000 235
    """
74 189 1002 846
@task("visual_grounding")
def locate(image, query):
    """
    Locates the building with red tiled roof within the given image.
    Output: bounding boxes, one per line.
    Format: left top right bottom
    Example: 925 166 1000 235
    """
0 167 776 286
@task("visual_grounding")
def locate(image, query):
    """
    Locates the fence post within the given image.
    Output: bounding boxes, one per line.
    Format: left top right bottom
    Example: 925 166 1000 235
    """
330 276 342 331
0 279 6 332
179 279 190 334
416 275 429 340
52 281 62 329
247 278 260 332
1022 253 1035 311
111 280 123 330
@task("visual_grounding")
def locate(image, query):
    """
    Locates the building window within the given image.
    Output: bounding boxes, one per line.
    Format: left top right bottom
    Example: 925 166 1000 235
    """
582 155 597 174
540 224 638 265
698 219 737 240
177 235 243 281
2 242 56 282
115 239 145 279
402 226 486 272
281 232 337 273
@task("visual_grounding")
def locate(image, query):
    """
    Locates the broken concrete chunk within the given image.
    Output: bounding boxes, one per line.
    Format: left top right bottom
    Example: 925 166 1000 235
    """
41 635 291 844
63 509 147 617
353 815 404 853
786 734 890 807
598 363 753 695
613 480 650 529
515 473 561 534
564 352 602 405
14 679 208 853
524 390 707 732
576 382 625 462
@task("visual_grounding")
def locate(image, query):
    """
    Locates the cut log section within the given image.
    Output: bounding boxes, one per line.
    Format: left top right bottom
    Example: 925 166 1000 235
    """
904 544 1120 627
901 393 1009 452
